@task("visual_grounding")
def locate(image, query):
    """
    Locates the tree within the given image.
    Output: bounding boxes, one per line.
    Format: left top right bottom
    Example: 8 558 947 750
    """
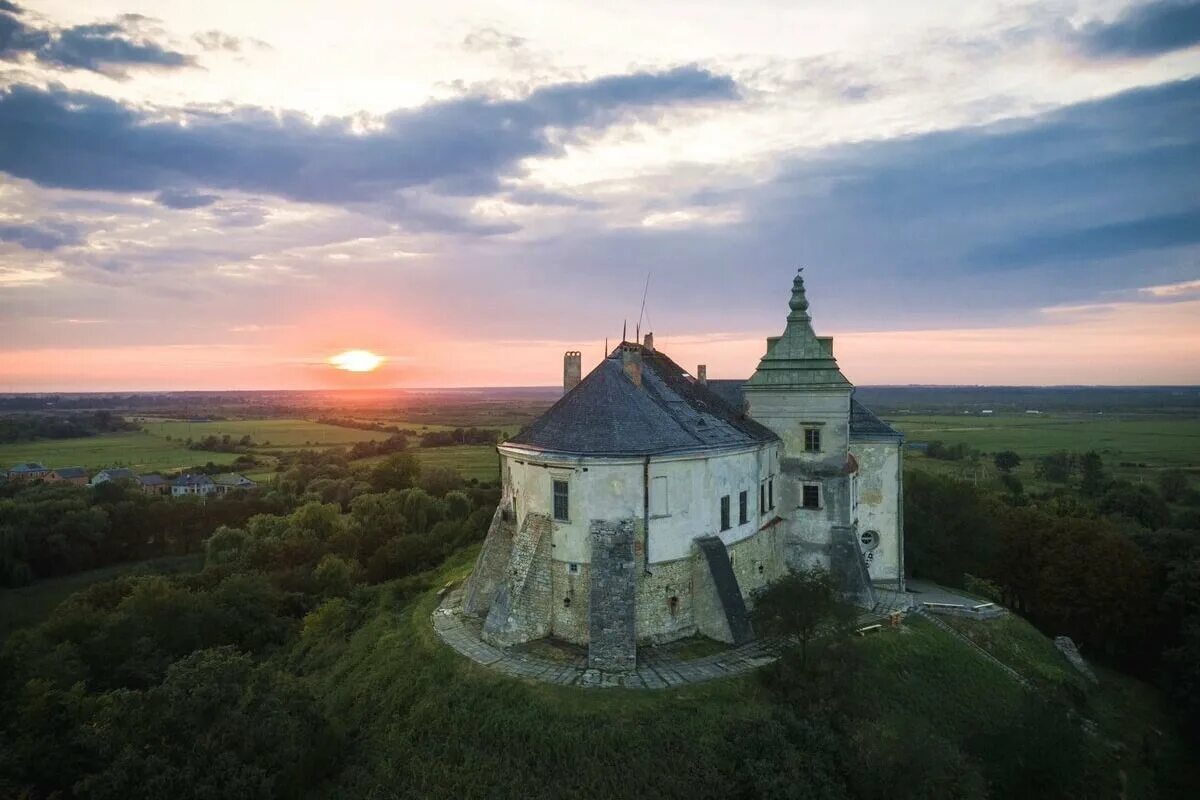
419 466 464 497
1035 451 1074 483
1099 482 1170 530
1079 451 1107 496
993 451 1021 473
369 452 420 492
750 566 847 667
1159 470 1189 503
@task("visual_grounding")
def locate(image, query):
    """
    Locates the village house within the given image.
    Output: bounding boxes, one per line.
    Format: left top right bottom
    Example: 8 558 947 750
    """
7 462 49 481
212 473 257 494
46 466 89 485
136 474 170 495
171 473 216 496
90 468 135 486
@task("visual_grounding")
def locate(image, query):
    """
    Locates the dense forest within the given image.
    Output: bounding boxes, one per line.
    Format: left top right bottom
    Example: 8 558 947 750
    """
1 443 1198 798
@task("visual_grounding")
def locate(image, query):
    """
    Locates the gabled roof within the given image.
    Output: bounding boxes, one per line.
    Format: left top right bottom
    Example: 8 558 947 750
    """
137 474 167 486
94 468 135 481
213 473 254 485
51 466 88 478
849 398 903 440
506 344 779 457
9 462 48 472
173 473 215 486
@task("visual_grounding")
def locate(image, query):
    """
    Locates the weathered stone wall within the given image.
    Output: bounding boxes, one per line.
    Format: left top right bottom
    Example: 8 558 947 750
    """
694 536 753 644
726 522 786 603
481 513 553 647
634 556 696 644
462 506 515 617
550 560 591 644
849 439 903 587
588 519 637 671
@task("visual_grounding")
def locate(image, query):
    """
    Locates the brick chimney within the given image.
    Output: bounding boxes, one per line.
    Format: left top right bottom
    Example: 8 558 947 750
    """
621 343 642 387
642 332 654 351
697 364 707 386
563 351 582 394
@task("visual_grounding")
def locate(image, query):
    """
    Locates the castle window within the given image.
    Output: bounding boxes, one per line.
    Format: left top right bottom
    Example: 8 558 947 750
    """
553 479 569 521
805 428 822 452
650 475 669 516
802 484 820 509
769 478 775 510
739 490 748 525
860 530 880 551
568 562 579 574
720 495 731 531
759 483 766 516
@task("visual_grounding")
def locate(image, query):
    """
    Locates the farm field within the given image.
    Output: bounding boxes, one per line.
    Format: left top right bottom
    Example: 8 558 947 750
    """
888 413 1200 466
144 418 392 448
414 445 499 482
0 431 231 474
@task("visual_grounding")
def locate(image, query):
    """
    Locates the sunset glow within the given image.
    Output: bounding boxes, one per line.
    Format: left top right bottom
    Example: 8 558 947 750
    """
329 350 385 373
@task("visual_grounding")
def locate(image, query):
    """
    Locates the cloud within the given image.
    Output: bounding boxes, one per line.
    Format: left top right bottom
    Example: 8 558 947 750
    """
193 30 241 52
0 66 738 229
1140 277 1200 296
0 2 23 13
1074 1 1200 59
462 27 526 54
156 188 219 209
0 11 194 76
968 210 1200 269
0 220 84 250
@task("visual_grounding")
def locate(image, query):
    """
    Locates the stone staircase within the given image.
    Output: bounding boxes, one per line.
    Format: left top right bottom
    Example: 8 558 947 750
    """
695 536 753 645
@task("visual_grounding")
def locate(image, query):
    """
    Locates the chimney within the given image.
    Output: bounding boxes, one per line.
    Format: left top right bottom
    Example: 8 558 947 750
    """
697 365 707 386
642 332 654 351
621 344 642 387
563 351 582 394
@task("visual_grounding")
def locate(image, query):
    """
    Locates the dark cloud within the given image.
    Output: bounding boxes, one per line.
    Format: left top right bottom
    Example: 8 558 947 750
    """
0 11 193 75
486 77 1200 330
0 66 738 230
156 188 219 209
1075 1 1200 59
0 2 22 14
0 220 84 250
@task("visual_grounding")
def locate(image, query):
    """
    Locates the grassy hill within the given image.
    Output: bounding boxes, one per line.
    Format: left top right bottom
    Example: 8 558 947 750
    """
292 553 1197 799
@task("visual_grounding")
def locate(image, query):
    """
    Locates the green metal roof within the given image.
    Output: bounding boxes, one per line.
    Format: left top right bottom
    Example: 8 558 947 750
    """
744 269 852 391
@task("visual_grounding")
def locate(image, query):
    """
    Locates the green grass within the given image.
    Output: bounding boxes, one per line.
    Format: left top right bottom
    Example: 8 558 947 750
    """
145 418 391 449
0 431 232 473
413 445 499 482
0 554 202 642
890 413 1200 466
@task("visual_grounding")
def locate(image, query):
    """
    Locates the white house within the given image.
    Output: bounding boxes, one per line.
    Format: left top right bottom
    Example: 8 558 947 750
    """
171 473 216 496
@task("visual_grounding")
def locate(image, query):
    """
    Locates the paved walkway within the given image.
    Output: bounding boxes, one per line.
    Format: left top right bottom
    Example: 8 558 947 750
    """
431 584 924 689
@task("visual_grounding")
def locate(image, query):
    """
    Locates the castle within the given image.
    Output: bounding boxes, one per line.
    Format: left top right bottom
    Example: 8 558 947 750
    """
462 271 903 671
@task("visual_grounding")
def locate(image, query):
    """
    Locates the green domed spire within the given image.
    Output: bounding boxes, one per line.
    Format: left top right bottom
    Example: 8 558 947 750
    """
788 268 810 316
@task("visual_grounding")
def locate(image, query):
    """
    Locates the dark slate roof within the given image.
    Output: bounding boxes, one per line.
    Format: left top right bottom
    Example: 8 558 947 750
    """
707 380 749 411
52 466 87 478
96 467 135 480
173 473 215 486
850 398 903 440
137 474 167 486
9 462 48 472
506 344 779 456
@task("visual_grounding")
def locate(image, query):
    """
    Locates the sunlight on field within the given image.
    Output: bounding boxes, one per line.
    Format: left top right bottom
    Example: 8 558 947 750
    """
145 419 391 448
0 431 230 473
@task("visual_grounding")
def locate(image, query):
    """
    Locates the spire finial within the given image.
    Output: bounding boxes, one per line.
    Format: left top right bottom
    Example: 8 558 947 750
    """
789 266 810 313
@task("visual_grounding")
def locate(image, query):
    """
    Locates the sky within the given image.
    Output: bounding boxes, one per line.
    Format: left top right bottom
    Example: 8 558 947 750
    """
1 0 1198 391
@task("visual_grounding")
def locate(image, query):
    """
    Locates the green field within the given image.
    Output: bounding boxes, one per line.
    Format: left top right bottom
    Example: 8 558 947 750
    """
888 413 1200 466
414 445 499 482
145 418 392 448
0 431 232 473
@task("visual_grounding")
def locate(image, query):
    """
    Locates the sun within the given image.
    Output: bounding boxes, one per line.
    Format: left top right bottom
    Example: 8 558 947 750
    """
329 349 384 372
